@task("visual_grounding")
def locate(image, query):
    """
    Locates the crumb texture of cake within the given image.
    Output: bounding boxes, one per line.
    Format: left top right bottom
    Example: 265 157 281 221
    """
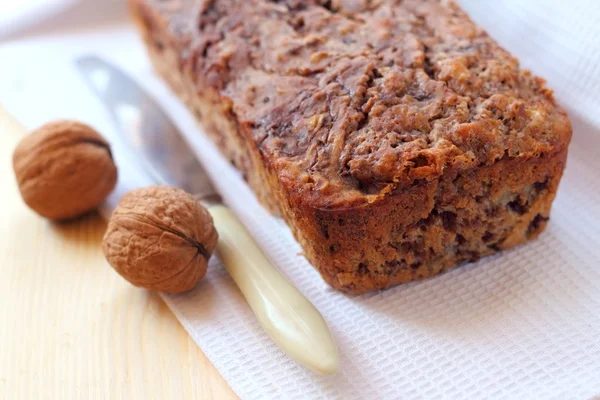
130 0 572 293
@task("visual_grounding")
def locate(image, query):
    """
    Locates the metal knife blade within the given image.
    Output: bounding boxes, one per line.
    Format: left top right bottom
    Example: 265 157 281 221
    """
75 55 218 201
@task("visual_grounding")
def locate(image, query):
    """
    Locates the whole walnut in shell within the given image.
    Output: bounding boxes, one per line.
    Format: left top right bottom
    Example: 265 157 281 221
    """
12 120 118 221
103 185 218 293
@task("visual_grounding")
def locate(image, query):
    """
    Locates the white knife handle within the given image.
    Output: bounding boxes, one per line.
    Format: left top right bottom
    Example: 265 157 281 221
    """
207 204 339 375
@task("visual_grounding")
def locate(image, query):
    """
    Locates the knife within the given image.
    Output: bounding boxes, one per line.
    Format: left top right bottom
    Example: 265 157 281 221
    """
76 56 339 375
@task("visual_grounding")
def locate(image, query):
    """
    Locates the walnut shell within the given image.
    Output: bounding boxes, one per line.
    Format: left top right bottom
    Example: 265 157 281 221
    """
102 185 218 293
12 120 118 221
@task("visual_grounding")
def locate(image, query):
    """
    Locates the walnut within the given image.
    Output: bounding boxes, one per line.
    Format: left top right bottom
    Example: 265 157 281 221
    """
102 185 218 293
12 120 118 221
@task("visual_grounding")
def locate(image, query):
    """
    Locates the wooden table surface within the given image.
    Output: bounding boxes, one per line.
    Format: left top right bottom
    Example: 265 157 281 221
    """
0 107 237 399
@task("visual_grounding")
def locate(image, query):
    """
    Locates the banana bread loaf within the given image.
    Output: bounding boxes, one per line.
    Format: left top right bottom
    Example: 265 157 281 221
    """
130 0 572 294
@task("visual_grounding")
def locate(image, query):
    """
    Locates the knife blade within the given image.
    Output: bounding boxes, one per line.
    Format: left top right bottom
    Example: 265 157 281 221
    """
76 55 339 375
75 55 215 200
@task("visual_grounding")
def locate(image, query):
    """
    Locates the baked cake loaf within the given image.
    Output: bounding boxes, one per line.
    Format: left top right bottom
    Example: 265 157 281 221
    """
130 0 572 294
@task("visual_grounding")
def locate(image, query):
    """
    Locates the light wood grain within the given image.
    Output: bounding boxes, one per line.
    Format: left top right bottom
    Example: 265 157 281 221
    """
0 106 237 400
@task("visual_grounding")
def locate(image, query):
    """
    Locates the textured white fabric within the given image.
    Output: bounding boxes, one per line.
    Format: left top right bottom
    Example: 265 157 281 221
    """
1 1 599 398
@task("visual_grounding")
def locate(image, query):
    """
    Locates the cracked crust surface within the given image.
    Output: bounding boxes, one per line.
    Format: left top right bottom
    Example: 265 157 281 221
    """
130 0 572 293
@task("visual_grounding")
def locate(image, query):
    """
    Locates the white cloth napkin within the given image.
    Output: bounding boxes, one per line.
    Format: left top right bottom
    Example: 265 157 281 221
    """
0 0 75 39
1 1 599 398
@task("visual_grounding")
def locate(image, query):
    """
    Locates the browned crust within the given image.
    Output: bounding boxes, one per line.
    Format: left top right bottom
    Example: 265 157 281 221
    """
130 0 571 293
298 150 567 292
